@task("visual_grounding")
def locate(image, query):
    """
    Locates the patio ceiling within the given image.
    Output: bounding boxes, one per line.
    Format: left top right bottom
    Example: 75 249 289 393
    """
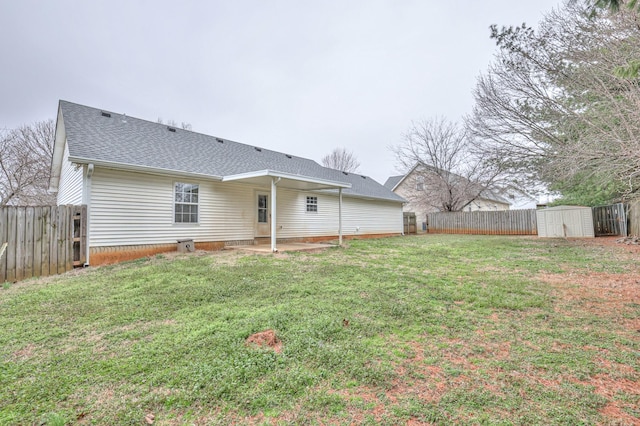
221 169 352 191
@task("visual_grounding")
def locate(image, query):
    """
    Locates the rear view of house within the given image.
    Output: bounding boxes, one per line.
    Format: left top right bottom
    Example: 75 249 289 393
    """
49 101 405 264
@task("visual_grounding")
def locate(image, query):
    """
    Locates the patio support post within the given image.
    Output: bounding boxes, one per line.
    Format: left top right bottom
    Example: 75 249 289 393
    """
271 177 278 252
339 188 343 245
84 163 94 266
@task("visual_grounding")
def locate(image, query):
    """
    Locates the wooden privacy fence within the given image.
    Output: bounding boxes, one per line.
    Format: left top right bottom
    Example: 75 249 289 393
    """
427 209 538 235
0 205 86 283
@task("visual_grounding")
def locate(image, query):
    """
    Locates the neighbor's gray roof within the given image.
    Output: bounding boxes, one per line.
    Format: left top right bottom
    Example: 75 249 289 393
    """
59 101 405 203
383 175 403 190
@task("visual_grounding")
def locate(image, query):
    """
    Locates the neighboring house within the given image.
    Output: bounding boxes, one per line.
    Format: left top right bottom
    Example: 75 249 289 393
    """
498 186 539 210
384 163 510 227
463 191 512 212
49 101 405 265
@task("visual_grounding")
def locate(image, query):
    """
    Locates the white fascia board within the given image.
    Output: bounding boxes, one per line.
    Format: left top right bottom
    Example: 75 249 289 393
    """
48 105 67 193
391 162 421 191
222 169 352 189
67 156 224 181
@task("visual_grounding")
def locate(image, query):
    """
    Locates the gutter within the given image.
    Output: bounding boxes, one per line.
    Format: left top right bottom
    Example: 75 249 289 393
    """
67 156 224 182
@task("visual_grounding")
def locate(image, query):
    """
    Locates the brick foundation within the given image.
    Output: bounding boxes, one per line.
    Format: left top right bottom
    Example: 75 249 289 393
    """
88 233 401 266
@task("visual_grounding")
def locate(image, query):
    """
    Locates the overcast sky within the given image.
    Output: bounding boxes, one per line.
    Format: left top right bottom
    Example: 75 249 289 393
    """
1 0 560 184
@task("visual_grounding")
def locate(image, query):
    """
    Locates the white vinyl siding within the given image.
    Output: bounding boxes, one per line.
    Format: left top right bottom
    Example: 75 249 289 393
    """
88 168 403 248
89 168 254 247
465 198 510 212
341 197 404 235
275 189 403 238
56 142 84 205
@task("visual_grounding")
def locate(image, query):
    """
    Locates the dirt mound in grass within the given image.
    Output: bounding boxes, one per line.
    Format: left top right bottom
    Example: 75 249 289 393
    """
246 329 282 353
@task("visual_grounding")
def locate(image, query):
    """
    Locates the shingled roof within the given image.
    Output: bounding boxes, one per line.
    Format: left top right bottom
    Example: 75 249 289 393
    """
54 100 404 203
383 175 403 190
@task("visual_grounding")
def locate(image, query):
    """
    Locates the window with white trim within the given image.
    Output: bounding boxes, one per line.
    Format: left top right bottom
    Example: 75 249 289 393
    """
306 196 318 212
174 182 199 223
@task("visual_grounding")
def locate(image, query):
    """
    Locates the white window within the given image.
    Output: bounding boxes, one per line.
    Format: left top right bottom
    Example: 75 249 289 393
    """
306 196 318 212
258 194 268 223
174 182 199 223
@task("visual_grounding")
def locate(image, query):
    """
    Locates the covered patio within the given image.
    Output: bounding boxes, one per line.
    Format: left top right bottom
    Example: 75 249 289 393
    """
222 170 351 252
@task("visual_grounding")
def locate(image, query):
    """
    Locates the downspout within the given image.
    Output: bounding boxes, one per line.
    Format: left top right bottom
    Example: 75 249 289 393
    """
271 177 280 252
338 188 343 246
84 163 94 266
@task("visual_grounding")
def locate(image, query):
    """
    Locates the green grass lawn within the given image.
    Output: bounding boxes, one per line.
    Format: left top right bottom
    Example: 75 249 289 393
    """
1 235 638 425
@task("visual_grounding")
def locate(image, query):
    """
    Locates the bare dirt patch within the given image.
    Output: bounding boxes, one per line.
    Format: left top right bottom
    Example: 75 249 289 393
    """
11 343 36 360
245 329 282 354
536 238 640 325
573 236 640 256
535 237 640 425
537 271 640 328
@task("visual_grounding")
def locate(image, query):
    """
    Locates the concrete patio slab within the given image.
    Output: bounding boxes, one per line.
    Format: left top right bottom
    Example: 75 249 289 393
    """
227 242 336 254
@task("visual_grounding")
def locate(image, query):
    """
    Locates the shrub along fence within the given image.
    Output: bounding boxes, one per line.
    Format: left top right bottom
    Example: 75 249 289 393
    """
0 205 86 283
427 209 538 235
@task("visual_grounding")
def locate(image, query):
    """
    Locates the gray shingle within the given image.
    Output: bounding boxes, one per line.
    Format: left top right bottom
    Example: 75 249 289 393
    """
60 100 405 203
383 175 403 190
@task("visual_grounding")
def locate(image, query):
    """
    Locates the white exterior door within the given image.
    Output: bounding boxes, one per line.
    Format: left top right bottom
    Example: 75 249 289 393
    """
256 192 270 237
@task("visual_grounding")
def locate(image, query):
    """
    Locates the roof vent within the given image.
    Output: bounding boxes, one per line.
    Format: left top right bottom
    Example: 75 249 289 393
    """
342 171 349 175
216 138 224 143
100 111 111 118
254 147 262 152
167 127 177 133
285 154 292 159
361 175 366 179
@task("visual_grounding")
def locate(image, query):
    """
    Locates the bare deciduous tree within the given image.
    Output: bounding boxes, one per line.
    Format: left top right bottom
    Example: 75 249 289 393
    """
321 148 361 173
0 120 56 206
157 117 192 130
467 1 640 203
393 117 505 212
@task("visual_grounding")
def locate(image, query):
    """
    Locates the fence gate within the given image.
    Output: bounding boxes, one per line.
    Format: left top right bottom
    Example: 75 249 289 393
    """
592 203 627 236
0 205 86 283
403 212 417 234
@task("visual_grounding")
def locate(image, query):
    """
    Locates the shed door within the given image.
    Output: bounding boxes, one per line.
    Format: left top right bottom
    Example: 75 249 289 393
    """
256 193 270 237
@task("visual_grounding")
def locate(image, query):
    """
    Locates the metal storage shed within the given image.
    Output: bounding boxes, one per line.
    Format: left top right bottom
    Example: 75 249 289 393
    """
536 206 595 238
